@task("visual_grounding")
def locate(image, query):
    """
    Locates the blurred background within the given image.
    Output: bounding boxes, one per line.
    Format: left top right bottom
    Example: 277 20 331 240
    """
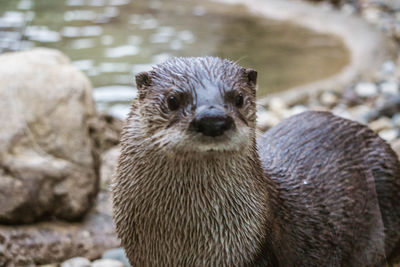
0 0 349 118
1 0 400 266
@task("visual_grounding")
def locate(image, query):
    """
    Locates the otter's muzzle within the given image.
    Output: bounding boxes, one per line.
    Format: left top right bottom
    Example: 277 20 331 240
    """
190 106 234 137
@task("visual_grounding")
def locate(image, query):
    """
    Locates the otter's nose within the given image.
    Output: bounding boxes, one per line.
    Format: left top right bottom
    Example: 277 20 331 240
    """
190 107 234 137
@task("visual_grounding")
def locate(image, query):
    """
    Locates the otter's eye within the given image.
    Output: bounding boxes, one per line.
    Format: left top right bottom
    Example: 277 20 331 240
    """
235 93 244 108
167 95 180 111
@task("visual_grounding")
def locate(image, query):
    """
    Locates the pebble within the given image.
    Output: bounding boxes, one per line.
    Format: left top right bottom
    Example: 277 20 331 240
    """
288 105 308 117
379 129 398 142
268 97 288 116
355 82 378 98
380 81 399 95
390 138 400 158
331 103 352 120
392 113 400 127
320 91 338 107
347 105 371 123
341 87 362 106
257 110 281 131
368 117 393 132
381 61 396 76
102 248 131 267
91 259 125 267
60 257 91 267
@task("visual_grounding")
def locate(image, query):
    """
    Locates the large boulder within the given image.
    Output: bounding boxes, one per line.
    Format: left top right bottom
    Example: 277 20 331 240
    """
0 48 99 224
0 143 121 266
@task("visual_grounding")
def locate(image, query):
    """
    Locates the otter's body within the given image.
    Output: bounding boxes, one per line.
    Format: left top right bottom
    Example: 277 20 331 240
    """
113 57 400 266
258 111 400 266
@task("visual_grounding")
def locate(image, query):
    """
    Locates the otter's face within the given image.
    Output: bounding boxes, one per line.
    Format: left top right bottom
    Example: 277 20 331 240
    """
132 57 257 155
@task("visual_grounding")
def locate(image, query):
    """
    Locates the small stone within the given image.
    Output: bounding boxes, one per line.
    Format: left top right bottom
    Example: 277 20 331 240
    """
355 82 378 98
310 106 330 112
380 81 399 95
379 129 398 143
102 247 130 267
288 105 308 117
341 3 356 15
347 105 371 123
364 7 381 24
381 61 396 76
257 110 281 132
392 113 400 128
61 257 91 267
390 139 400 160
268 97 288 116
100 147 120 188
332 104 352 120
342 87 362 106
91 259 125 267
368 117 393 133
320 92 338 107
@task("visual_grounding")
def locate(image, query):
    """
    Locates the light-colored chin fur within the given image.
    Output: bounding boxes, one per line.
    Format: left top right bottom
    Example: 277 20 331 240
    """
113 114 269 266
139 121 252 156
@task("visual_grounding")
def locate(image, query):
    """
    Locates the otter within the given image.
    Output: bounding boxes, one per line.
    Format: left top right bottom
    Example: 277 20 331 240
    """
112 57 400 266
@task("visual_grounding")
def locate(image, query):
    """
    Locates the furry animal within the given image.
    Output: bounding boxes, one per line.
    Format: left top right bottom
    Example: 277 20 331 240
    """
113 57 400 266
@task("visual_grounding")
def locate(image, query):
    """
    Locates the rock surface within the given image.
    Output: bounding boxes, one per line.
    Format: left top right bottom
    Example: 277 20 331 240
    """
91 259 125 267
100 146 120 189
60 257 91 267
0 189 118 266
102 248 130 267
0 48 100 224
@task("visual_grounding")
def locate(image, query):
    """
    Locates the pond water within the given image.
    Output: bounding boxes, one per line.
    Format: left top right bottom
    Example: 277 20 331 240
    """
0 0 349 118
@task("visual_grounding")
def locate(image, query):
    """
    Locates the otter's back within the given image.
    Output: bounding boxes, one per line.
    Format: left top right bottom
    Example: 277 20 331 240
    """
257 111 400 266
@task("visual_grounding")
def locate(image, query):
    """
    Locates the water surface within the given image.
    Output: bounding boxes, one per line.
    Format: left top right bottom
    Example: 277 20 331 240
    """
0 0 350 118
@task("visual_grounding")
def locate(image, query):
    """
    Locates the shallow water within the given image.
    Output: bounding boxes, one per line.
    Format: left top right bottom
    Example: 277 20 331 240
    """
0 0 349 118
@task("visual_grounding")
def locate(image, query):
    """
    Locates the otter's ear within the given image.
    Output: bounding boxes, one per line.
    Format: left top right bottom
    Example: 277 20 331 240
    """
245 68 257 86
135 72 152 100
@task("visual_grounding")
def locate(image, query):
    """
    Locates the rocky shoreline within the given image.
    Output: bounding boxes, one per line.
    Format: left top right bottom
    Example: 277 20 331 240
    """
256 0 400 157
2 0 400 266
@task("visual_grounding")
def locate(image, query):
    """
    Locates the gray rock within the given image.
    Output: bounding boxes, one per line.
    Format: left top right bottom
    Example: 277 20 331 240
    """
268 97 288 117
380 81 398 95
0 48 100 224
61 257 91 267
379 129 398 142
256 110 281 132
341 86 362 106
380 61 396 75
320 91 338 107
288 105 308 117
88 113 122 153
367 94 400 121
392 113 400 128
102 248 130 267
390 138 400 160
355 82 378 98
347 105 371 123
91 259 125 267
100 146 120 189
368 117 393 133
0 190 119 266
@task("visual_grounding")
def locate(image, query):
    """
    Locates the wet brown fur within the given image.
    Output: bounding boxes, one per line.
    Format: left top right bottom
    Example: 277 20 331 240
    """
113 57 400 266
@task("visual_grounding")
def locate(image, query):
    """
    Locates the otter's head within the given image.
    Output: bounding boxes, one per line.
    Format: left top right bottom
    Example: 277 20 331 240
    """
131 57 257 157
